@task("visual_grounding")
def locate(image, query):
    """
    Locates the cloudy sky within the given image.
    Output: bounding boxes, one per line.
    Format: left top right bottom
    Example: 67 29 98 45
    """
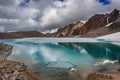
0 0 120 33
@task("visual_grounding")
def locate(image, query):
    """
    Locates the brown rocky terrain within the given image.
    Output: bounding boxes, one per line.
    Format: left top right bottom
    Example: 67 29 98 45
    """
72 9 120 37
0 43 37 80
0 31 46 39
47 9 120 37
86 60 120 80
87 69 120 80
79 18 120 37
47 21 84 37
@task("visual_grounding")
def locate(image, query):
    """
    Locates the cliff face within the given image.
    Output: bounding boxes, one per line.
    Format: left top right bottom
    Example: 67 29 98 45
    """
0 31 46 39
73 14 107 35
108 9 120 23
48 9 120 37
0 43 37 80
0 43 13 62
49 21 84 37
72 9 120 36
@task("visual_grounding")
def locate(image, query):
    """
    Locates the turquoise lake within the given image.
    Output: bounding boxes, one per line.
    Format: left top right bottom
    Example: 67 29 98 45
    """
0 38 120 80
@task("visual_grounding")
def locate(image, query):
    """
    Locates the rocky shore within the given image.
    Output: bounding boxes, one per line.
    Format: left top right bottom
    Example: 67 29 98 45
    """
0 31 46 39
87 69 120 80
0 43 120 80
0 43 37 80
87 60 120 80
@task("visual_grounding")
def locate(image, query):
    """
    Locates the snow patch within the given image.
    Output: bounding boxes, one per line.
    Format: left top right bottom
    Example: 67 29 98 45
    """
98 32 120 42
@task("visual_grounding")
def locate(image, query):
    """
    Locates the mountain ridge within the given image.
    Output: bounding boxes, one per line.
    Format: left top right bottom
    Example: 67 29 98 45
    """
47 21 84 37
0 31 46 39
47 9 120 37
0 9 119 38
72 9 120 36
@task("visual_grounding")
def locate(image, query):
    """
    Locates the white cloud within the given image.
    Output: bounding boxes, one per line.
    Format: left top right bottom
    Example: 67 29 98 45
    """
0 18 20 24
0 26 5 32
42 28 58 34
0 0 120 32
27 18 38 26
39 0 108 30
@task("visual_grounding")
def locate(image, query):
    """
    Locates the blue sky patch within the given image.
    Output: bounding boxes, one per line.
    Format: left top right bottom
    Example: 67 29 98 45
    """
98 0 111 5
19 0 30 7
19 2 26 7
25 0 31 3
58 0 64 2
33 17 40 22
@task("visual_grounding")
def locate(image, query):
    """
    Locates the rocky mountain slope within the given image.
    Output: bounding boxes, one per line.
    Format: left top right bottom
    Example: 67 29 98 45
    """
72 9 120 37
47 9 120 37
0 31 46 39
0 9 119 38
47 21 84 37
81 18 120 37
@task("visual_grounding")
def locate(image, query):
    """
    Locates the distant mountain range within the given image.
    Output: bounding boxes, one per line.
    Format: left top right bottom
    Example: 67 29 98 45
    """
0 9 120 39
0 31 46 39
47 21 84 37
73 9 120 37
50 9 120 37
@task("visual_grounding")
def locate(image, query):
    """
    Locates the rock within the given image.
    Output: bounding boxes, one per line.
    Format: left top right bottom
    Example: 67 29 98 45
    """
108 9 120 23
48 21 84 37
87 73 114 80
73 14 107 35
0 43 37 80
80 20 120 37
0 43 13 62
72 9 120 36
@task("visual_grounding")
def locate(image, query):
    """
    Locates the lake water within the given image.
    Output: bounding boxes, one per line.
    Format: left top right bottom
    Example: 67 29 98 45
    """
0 38 120 80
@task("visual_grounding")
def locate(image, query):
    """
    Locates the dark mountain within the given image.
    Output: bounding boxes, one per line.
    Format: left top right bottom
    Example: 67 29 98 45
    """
47 21 84 37
73 9 120 35
81 18 120 37
0 31 46 39
72 9 120 37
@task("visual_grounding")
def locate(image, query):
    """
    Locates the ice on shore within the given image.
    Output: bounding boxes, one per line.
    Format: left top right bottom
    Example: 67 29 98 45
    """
98 32 120 42
46 61 76 69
